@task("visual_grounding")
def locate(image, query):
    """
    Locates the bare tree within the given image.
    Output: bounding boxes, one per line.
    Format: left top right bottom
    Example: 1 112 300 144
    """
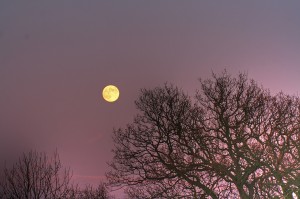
77 182 113 199
0 150 115 199
254 94 300 198
107 71 300 198
0 150 74 199
107 84 211 198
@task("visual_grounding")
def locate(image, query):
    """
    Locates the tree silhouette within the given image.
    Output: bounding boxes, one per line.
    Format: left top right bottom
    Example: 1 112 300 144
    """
255 94 300 198
0 150 112 199
0 150 74 199
77 183 112 199
107 71 300 198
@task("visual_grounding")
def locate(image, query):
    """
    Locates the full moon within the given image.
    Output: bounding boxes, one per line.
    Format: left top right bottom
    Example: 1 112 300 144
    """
102 85 120 102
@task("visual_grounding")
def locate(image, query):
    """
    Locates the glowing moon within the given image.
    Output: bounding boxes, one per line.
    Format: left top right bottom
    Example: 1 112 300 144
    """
102 85 120 102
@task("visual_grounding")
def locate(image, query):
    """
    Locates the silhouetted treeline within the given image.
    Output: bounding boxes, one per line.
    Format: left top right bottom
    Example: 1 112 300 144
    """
107 71 300 198
0 150 113 199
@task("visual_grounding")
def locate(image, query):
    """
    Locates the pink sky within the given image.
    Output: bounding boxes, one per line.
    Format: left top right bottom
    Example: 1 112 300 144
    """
1 1 300 197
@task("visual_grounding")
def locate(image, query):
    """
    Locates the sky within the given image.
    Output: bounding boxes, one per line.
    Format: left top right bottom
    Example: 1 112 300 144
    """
1 0 300 196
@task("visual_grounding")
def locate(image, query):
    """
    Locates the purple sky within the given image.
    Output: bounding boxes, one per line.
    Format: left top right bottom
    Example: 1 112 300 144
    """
1 0 300 196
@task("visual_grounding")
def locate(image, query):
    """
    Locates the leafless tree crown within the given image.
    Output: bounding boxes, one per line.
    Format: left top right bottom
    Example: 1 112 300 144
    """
0 151 112 199
107 71 300 199
0 150 73 199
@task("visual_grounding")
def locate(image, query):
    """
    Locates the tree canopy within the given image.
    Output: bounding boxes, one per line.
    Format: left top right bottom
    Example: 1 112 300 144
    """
107 71 300 199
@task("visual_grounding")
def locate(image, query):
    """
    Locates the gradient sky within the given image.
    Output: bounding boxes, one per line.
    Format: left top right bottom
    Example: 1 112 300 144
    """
1 0 300 196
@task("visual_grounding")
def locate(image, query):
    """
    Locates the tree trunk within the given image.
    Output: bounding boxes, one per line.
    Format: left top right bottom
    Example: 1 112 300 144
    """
236 185 250 199
282 185 293 199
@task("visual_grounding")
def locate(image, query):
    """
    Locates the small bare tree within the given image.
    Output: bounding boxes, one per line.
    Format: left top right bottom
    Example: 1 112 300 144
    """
0 150 74 199
77 182 113 199
0 150 114 199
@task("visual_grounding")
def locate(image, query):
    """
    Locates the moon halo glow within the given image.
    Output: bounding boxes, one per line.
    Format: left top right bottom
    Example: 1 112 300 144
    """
102 85 120 102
